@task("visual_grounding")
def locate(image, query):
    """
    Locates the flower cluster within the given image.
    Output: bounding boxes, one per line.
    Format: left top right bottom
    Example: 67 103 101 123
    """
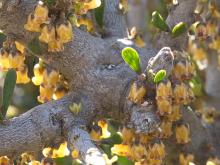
32 59 68 103
0 41 30 84
24 0 101 52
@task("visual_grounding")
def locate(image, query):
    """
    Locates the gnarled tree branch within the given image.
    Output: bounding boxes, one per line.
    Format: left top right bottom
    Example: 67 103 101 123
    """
0 0 217 164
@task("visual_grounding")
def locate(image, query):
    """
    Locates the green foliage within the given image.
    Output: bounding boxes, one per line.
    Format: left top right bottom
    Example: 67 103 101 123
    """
154 69 166 83
172 22 187 37
94 0 105 27
151 11 169 32
43 0 56 6
102 120 122 146
117 156 134 165
189 76 203 96
0 69 17 120
0 32 6 47
121 47 141 74
102 133 123 145
54 156 73 165
28 38 42 54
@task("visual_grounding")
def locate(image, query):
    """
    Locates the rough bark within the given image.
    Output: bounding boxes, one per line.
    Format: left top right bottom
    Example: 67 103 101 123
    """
0 0 216 164
157 0 197 50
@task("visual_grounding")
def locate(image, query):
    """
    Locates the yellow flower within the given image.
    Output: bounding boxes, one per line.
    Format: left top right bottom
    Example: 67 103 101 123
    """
15 41 25 54
48 39 64 52
156 80 172 100
16 66 30 84
119 0 128 13
209 37 220 51
24 13 42 32
76 18 94 32
159 121 172 138
39 24 56 43
69 103 82 115
167 105 182 122
173 83 194 105
71 149 79 159
43 70 59 87
32 63 45 86
43 142 70 158
90 127 102 141
0 49 10 70
53 86 68 100
38 85 53 103
121 127 135 144
175 124 190 144
56 21 73 43
134 35 146 48
179 153 194 165
147 142 166 161
172 62 186 80
189 43 207 61
33 2 49 24
84 0 101 10
111 144 132 157
98 120 111 139
131 144 147 160
128 81 147 104
157 99 172 115
8 51 25 69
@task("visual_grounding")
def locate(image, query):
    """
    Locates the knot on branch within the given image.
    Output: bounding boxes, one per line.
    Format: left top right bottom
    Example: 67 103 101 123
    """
125 100 160 134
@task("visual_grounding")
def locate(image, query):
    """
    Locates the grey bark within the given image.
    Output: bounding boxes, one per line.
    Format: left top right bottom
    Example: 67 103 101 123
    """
0 0 216 164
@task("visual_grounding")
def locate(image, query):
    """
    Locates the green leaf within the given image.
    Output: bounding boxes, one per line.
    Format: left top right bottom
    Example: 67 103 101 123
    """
100 144 112 157
28 38 42 54
154 69 166 83
94 0 105 27
189 77 203 96
102 133 123 145
43 0 55 6
54 156 73 165
116 156 134 165
172 22 187 37
121 47 141 74
0 69 17 120
107 119 120 134
151 11 170 32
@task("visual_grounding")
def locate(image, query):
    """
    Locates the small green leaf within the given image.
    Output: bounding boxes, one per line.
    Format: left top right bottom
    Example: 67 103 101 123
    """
121 47 141 74
154 70 166 83
151 11 170 32
0 69 17 120
94 0 105 28
172 22 187 37
117 156 134 165
28 38 42 54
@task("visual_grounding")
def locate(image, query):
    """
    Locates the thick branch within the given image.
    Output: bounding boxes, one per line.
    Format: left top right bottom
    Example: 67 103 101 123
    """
68 128 106 165
157 0 197 50
103 0 127 37
0 91 98 159
0 0 217 163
